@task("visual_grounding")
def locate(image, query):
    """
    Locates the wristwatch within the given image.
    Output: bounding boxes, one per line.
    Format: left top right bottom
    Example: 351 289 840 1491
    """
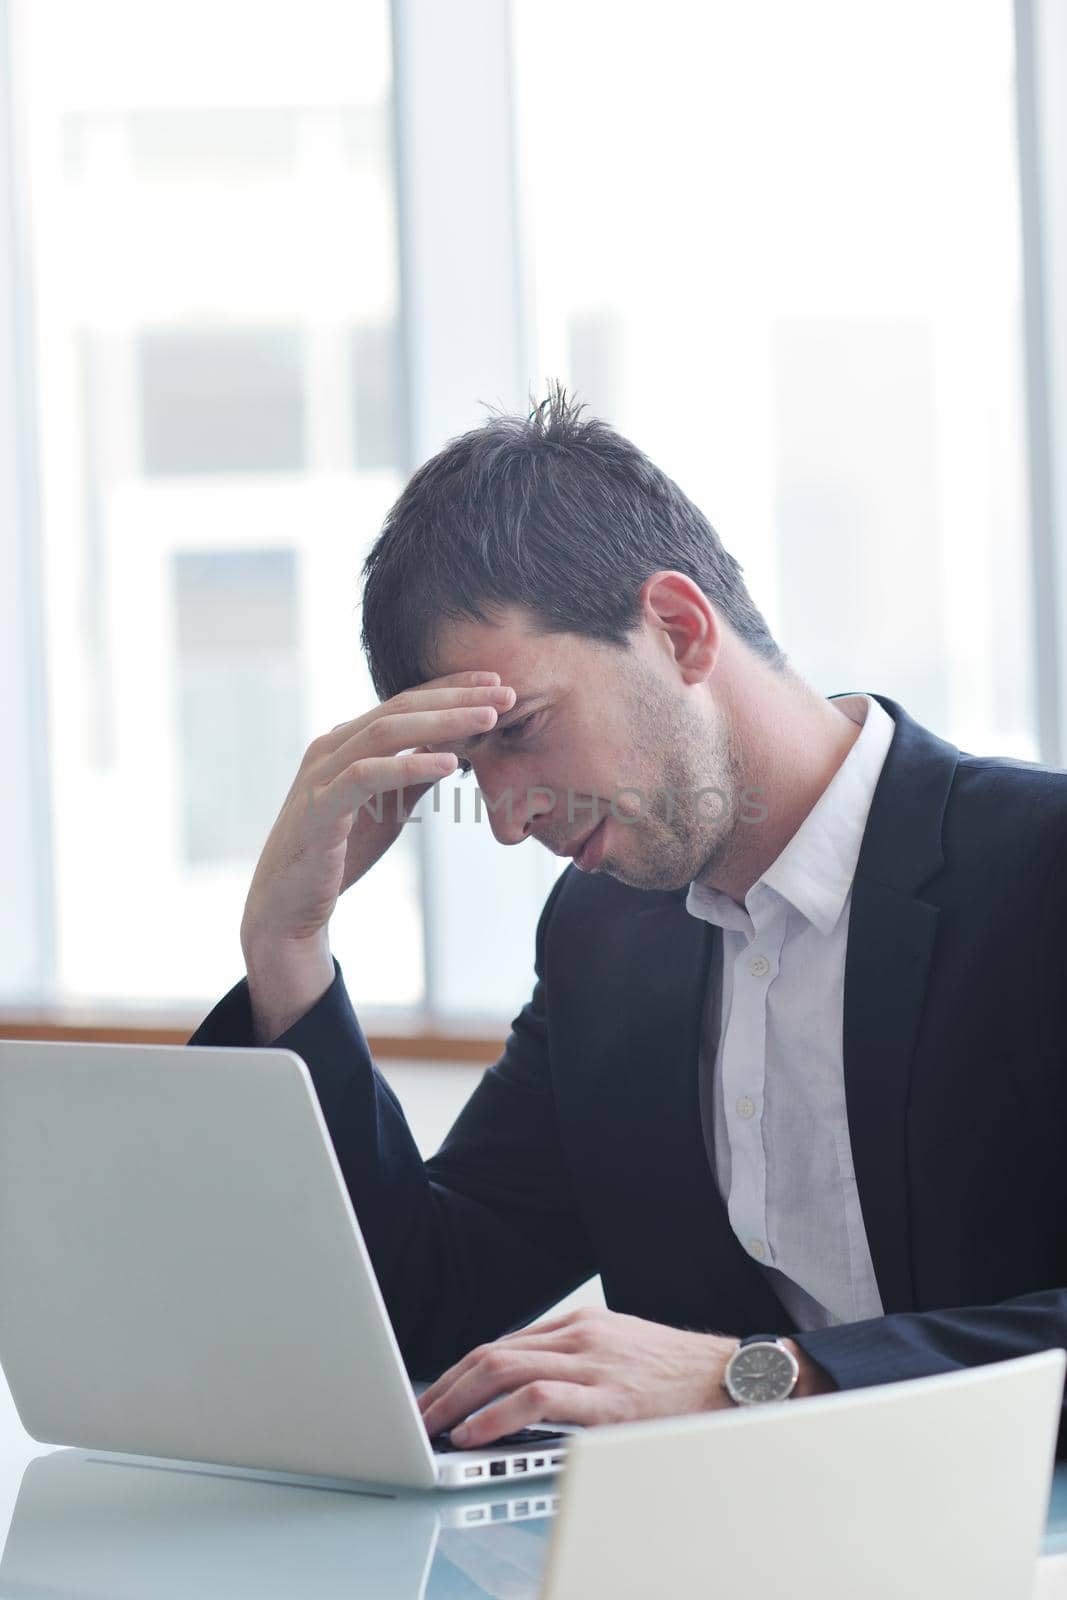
721 1332 800 1405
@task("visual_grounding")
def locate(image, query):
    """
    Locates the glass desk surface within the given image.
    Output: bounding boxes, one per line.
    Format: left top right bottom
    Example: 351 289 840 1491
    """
1 1393 1066 1600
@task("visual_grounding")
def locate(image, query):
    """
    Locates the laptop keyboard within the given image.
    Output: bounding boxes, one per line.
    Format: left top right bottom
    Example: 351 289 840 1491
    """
431 1426 568 1455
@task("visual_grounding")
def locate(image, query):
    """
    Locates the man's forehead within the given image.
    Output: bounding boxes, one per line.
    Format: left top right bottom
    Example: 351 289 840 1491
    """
430 608 559 685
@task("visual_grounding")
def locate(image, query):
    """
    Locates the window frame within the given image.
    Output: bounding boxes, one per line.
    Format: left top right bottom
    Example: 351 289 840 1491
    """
0 0 56 1008
1015 0 1067 764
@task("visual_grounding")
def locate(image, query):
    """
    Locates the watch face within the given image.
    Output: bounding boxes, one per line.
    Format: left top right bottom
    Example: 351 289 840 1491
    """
725 1342 797 1404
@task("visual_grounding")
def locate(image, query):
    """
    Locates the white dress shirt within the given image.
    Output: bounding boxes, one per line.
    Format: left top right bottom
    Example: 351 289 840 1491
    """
684 693 895 1331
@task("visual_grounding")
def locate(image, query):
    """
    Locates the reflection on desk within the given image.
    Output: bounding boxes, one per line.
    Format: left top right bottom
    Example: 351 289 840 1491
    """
0 1448 557 1600
1 1446 1067 1600
1046 1467 1067 1558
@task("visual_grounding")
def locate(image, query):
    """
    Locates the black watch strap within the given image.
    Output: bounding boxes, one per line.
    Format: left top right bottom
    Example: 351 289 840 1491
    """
739 1333 780 1346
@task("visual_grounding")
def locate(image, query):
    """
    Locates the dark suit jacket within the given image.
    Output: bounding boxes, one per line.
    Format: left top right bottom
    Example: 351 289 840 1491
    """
187 692 1067 1451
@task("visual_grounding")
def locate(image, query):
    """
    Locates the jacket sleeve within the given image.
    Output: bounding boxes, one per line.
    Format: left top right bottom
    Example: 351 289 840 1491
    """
185 867 597 1378
791 1289 1067 1456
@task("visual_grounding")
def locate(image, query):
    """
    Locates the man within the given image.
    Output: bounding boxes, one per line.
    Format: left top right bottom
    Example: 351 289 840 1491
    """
188 387 1067 1453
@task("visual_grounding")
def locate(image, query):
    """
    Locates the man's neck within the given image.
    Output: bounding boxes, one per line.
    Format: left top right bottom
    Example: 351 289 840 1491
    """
697 687 866 907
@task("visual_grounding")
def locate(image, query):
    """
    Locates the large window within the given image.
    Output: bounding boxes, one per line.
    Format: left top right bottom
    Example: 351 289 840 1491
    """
3 0 1064 1025
513 0 1034 758
16 0 420 1008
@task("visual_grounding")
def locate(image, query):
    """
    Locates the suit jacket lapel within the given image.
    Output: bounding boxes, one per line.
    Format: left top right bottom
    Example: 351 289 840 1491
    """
617 895 803 1335
836 692 959 1313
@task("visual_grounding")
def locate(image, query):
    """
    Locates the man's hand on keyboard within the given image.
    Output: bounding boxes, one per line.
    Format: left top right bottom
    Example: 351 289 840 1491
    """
418 1307 834 1447
416 1306 742 1447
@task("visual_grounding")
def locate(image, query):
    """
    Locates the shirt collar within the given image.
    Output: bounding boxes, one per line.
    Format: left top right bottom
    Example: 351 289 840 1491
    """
685 693 895 938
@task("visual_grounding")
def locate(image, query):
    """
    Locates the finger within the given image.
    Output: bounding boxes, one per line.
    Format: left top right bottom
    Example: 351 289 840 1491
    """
348 704 499 763
450 1381 600 1450
320 696 515 783
306 752 458 829
416 1340 489 1417
421 1351 583 1440
417 1310 609 1416
417 1319 585 1418
319 673 506 753
416 1320 558 1416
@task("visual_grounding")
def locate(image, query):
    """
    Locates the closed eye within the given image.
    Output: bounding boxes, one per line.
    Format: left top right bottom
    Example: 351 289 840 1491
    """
500 711 539 742
456 711 540 777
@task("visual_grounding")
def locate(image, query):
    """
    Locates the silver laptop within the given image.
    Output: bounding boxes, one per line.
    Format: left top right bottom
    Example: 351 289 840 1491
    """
541 1348 1067 1600
0 1038 576 1491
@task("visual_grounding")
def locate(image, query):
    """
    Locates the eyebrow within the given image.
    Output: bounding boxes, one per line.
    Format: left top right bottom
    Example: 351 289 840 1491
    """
457 695 544 754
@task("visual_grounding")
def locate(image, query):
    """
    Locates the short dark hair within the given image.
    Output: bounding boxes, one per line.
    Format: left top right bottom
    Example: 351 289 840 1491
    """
359 382 787 701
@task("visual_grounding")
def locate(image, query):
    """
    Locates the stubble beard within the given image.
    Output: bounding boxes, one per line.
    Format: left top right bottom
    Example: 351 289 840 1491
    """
602 673 744 893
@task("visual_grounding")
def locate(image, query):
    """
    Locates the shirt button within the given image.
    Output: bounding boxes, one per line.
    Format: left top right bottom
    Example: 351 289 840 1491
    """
748 955 770 977
748 1239 767 1261
735 1096 755 1119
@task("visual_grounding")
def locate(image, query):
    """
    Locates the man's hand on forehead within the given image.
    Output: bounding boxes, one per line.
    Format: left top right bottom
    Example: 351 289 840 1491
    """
412 671 521 760
238 668 520 965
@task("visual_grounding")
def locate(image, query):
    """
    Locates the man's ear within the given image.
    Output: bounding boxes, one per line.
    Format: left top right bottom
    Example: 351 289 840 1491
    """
640 570 720 686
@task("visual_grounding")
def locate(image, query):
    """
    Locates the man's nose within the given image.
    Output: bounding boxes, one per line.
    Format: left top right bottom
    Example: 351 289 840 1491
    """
475 776 555 846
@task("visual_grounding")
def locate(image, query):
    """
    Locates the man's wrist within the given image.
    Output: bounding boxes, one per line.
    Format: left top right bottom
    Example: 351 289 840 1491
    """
779 1337 837 1398
242 932 336 1047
